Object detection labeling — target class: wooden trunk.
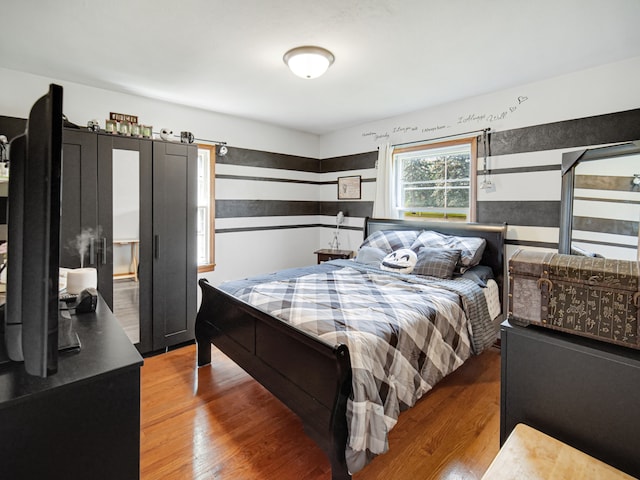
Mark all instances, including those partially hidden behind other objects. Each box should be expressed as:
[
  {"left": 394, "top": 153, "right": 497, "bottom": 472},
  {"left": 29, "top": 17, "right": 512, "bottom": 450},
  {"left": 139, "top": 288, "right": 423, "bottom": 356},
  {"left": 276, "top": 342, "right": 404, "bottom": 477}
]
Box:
[{"left": 508, "top": 250, "right": 640, "bottom": 349}]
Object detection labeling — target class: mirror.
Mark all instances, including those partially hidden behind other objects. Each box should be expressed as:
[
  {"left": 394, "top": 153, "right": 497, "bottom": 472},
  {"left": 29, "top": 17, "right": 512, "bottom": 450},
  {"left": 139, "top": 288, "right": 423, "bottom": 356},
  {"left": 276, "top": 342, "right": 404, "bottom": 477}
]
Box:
[
  {"left": 112, "top": 149, "right": 140, "bottom": 343},
  {"left": 559, "top": 141, "right": 640, "bottom": 260}
]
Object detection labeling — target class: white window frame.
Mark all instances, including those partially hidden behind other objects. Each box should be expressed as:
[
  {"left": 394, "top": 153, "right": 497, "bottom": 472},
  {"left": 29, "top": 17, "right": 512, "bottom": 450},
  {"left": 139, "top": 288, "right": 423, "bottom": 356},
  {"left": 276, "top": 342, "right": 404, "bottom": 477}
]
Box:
[
  {"left": 392, "top": 138, "right": 478, "bottom": 221},
  {"left": 196, "top": 144, "right": 216, "bottom": 272}
]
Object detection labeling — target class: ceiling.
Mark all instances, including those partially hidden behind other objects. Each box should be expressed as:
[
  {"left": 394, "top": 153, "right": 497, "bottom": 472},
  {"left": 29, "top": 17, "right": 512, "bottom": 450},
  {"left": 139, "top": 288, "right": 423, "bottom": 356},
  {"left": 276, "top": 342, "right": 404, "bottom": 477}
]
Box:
[{"left": 2, "top": 0, "right": 640, "bottom": 135}]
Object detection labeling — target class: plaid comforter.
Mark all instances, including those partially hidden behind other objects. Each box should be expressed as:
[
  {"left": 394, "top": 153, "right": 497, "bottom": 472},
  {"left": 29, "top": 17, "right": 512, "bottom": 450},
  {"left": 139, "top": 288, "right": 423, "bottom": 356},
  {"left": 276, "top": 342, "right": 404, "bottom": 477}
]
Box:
[{"left": 221, "top": 260, "right": 494, "bottom": 474}]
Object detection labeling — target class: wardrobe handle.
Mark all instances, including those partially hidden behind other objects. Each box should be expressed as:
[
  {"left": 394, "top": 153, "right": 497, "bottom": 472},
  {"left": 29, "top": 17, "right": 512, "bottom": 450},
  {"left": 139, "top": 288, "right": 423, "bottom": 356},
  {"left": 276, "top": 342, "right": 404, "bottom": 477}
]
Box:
[
  {"left": 101, "top": 237, "right": 107, "bottom": 265},
  {"left": 154, "top": 235, "right": 160, "bottom": 259}
]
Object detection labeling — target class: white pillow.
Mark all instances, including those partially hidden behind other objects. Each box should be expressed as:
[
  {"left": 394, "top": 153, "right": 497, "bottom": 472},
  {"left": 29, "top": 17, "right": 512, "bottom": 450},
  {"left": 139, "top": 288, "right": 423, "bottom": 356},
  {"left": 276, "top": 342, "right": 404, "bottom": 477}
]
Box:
[{"left": 380, "top": 248, "right": 417, "bottom": 274}]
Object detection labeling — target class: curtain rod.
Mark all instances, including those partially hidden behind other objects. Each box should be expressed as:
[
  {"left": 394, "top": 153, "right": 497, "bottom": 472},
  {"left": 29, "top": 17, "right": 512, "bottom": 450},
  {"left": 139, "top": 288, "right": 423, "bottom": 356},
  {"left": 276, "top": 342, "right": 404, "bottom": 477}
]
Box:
[
  {"left": 195, "top": 137, "right": 227, "bottom": 146},
  {"left": 151, "top": 131, "right": 227, "bottom": 146},
  {"left": 391, "top": 127, "right": 490, "bottom": 149}
]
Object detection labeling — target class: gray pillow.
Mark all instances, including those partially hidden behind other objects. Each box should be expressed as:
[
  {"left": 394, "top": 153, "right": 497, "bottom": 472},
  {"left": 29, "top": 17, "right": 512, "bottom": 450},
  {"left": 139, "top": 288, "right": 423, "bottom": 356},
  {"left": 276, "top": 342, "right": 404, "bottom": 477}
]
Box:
[
  {"left": 459, "top": 265, "right": 494, "bottom": 287},
  {"left": 411, "top": 230, "right": 486, "bottom": 270},
  {"left": 354, "top": 246, "right": 387, "bottom": 266},
  {"left": 413, "top": 247, "right": 460, "bottom": 279}
]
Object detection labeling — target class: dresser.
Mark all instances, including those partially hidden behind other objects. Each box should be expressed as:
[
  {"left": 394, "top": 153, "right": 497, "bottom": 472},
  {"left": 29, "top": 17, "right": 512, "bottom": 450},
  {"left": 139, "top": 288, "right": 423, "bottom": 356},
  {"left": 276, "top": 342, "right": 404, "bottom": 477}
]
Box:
[
  {"left": 500, "top": 320, "right": 640, "bottom": 478},
  {"left": 0, "top": 296, "right": 143, "bottom": 479}
]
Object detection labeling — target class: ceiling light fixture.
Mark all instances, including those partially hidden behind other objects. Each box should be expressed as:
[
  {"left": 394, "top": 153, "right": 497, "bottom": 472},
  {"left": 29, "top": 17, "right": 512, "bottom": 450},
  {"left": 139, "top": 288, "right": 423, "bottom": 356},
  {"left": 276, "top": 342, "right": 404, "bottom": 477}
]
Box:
[{"left": 283, "top": 46, "right": 335, "bottom": 79}]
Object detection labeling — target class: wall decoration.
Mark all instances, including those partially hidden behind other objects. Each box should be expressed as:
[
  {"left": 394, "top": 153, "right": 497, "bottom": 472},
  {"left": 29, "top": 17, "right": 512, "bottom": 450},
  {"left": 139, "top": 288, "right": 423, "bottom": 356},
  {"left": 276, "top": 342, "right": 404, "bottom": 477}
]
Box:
[
  {"left": 338, "top": 175, "right": 361, "bottom": 199},
  {"left": 110, "top": 112, "right": 138, "bottom": 124},
  {"left": 360, "top": 95, "right": 530, "bottom": 143}
]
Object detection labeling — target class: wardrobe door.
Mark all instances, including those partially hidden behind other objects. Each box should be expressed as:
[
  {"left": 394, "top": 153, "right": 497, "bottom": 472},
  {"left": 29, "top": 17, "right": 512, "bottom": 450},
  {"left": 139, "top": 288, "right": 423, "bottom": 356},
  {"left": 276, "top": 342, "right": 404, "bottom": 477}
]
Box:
[
  {"left": 98, "top": 135, "right": 153, "bottom": 353},
  {"left": 152, "top": 141, "right": 197, "bottom": 349},
  {"left": 60, "top": 129, "right": 98, "bottom": 269}
]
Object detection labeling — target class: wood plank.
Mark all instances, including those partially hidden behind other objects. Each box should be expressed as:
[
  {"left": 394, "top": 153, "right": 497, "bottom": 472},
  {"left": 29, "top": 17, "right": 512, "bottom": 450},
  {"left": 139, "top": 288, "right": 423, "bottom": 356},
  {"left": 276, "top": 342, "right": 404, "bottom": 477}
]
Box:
[
  {"left": 482, "top": 424, "right": 634, "bottom": 480},
  {"left": 141, "top": 344, "right": 501, "bottom": 480}
]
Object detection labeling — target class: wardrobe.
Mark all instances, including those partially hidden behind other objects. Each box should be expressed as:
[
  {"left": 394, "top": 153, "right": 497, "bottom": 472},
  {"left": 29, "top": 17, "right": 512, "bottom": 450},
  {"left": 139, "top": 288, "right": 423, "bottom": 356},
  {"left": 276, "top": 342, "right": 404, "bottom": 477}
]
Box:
[{"left": 61, "top": 128, "right": 197, "bottom": 354}]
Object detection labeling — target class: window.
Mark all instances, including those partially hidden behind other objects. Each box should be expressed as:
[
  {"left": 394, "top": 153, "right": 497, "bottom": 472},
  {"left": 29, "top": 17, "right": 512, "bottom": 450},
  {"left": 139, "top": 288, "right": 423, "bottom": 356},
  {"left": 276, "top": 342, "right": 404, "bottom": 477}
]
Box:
[
  {"left": 392, "top": 138, "right": 477, "bottom": 221},
  {"left": 197, "top": 144, "right": 216, "bottom": 272}
]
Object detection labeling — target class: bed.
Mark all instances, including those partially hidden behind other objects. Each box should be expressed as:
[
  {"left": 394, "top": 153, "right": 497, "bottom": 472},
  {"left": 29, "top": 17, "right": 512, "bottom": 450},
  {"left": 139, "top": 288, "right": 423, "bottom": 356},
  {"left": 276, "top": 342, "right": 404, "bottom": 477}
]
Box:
[{"left": 195, "top": 217, "right": 507, "bottom": 479}]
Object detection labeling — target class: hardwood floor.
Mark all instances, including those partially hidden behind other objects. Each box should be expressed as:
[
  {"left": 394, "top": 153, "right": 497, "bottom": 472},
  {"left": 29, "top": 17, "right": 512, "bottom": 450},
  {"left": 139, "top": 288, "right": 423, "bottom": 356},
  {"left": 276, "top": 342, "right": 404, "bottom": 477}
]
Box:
[{"left": 141, "top": 344, "right": 501, "bottom": 480}]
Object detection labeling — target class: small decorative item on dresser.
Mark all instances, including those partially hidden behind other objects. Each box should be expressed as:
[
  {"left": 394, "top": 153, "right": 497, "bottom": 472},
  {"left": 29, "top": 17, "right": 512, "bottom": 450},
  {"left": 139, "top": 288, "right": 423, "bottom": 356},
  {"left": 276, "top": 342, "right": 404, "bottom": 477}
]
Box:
[
  {"left": 160, "top": 128, "right": 173, "bottom": 141},
  {"left": 105, "top": 119, "right": 117, "bottom": 134},
  {"left": 119, "top": 121, "right": 131, "bottom": 136},
  {"left": 130, "top": 123, "right": 141, "bottom": 137},
  {"left": 314, "top": 249, "right": 353, "bottom": 264},
  {"left": 141, "top": 125, "right": 153, "bottom": 138},
  {"left": 180, "top": 131, "right": 195, "bottom": 144},
  {"left": 87, "top": 119, "right": 100, "bottom": 132}
]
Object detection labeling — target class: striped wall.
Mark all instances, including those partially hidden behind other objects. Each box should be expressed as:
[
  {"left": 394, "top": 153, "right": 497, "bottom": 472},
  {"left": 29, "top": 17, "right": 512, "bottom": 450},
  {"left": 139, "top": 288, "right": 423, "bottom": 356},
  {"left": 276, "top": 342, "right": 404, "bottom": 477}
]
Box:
[
  {"left": 476, "top": 107, "right": 640, "bottom": 260},
  {"left": 210, "top": 147, "right": 376, "bottom": 284},
  {"left": 212, "top": 107, "right": 640, "bottom": 285},
  {"left": 571, "top": 153, "right": 640, "bottom": 261}
]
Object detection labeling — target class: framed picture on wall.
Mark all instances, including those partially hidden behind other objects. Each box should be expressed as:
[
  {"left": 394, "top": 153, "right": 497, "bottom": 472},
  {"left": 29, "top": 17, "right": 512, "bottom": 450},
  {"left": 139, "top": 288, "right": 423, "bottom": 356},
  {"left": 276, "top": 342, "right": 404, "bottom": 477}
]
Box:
[{"left": 337, "top": 175, "right": 361, "bottom": 199}]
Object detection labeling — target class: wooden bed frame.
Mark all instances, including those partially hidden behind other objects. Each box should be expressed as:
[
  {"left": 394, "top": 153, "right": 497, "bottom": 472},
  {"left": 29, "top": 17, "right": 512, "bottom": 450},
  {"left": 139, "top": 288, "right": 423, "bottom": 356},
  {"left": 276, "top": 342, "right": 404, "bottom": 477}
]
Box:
[{"left": 196, "top": 217, "right": 507, "bottom": 480}]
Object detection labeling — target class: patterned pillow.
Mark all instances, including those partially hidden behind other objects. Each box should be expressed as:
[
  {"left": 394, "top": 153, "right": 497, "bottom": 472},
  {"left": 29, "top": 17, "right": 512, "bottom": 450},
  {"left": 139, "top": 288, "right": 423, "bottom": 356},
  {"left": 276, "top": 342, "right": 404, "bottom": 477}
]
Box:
[
  {"left": 359, "top": 229, "right": 420, "bottom": 253},
  {"left": 413, "top": 247, "right": 460, "bottom": 279},
  {"left": 410, "top": 230, "right": 486, "bottom": 269},
  {"left": 459, "top": 265, "right": 494, "bottom": 287},
  {"left": 354, "top": 246, "right": 387, "bottom": 266}
]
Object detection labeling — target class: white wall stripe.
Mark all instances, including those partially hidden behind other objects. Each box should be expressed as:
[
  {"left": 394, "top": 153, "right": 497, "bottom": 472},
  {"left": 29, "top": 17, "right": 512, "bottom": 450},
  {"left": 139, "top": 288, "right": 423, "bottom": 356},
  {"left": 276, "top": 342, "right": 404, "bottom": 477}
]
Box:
[{"left": 477, "top": 170, "right": 562, "bottom": 202}]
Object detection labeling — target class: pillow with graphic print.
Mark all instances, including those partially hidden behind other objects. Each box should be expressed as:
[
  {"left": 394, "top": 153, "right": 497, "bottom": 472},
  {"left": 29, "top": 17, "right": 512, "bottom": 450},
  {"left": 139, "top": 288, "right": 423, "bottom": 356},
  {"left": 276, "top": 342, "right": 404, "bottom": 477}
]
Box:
[
  {"left": 359, "top": 229, "right": 420, "bottom": 253},
  {"left": 354, "top": 246, "right": 387, "bottom": 267},
  {"left": 380, "top": 248, "right": 418, "bottom": 274},
  {"left": 410, "top": 230, "right": 486, "bottom": 270},
  {"left": 413, "top": 247, "right": 460, "bottom": 279}
]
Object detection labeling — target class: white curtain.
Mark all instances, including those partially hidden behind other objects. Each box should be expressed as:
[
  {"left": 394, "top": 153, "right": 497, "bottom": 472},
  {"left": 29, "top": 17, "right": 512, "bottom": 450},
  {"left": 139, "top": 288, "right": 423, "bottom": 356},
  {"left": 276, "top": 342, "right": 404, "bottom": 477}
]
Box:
[{"left": 372, "top": 143, "right": 396, "bottom": 218}]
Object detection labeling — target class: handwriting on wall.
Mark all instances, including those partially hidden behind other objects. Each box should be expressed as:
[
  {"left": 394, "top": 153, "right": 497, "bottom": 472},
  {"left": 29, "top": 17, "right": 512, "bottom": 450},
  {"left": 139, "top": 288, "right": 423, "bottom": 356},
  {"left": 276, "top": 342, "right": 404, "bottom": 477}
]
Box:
[{"left": 361, "top": 95, "right": 529, "bottom": 142}]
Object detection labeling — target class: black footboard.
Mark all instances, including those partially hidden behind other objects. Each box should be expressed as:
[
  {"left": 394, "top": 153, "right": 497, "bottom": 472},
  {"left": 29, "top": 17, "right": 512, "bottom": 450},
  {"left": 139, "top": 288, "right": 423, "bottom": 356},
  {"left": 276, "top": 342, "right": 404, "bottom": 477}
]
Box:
[{"left": 196, "top": 279, "right": 353, "bottom": 480}]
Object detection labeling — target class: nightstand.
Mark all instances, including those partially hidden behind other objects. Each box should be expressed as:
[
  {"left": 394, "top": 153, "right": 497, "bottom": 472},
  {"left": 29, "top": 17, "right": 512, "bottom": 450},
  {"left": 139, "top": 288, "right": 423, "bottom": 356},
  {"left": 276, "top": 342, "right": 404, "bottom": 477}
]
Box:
[{"left": 314, "top": 249, "right": 353, "bottom": 264}]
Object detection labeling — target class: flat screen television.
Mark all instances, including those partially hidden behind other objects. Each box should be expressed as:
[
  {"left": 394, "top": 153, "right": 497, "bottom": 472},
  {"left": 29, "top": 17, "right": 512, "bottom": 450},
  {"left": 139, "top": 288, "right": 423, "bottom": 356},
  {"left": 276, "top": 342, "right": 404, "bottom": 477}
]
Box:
[{"left": 1, "top": 84, "right": 63, "bottom": 377}]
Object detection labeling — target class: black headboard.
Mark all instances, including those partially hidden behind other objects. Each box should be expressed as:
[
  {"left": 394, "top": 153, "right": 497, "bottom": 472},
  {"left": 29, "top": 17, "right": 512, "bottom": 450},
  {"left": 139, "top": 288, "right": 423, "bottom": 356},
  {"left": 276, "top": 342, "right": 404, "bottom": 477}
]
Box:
[{"left": 364, "top": 217, "right": 508, "bottom": 315}]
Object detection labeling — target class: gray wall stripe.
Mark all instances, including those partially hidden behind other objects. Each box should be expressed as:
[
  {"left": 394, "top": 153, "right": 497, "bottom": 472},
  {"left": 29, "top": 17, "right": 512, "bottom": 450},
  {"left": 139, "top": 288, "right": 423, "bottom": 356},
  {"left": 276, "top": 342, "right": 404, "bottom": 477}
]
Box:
[
  {"left": 575, "top": 196, "right": 640, "bottom": 205},
  {"left": 573, "top": 216, "right": 639, "bottom": 236},
  {"left": 569, "top": 237, "right": 638, "bottom": 251},
  {"left": 477, "top": 200, "right": 560, "bottom": 227},
  {"left": 216, "top": 174, "right": 376, "bottom": 185},
  {"left": 217, "top": 146, "right": 319, "bottom": 172},
  {"left": 321, "top": 151, "right": 378, "bottom": 172},
  {"left": 320, "top": 201, "right": 374, "bottom": 218},
  {"left": 216, "top": 200, "right": 374, "bottom": 219},
  {"left": 506, "top": 239, "right": 558, "bottom": 249},
  {"left": 216, "top": 200, "right": 318, "bottom": 218},
  {"left": 216, "top": 146, "right": 378, "bottom": 173},
  {"left": 216, "top": 223, "right": 365, "bottom": 234},
  {"left": 479, "top": 164, "right": 561, "bottom": 176},
  {"left": 216, "top": 174, "right": 326, "bottom": 185},
  {"left": 486, "top": 108, "right": 640, "bottom": 157}
]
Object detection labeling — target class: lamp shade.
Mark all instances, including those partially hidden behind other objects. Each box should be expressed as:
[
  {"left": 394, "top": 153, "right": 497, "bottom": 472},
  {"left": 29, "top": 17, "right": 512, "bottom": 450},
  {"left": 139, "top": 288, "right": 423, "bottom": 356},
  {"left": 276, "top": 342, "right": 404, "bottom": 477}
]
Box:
[{"left": 283, "top": 46, "right": 335, "bottom": 79}]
